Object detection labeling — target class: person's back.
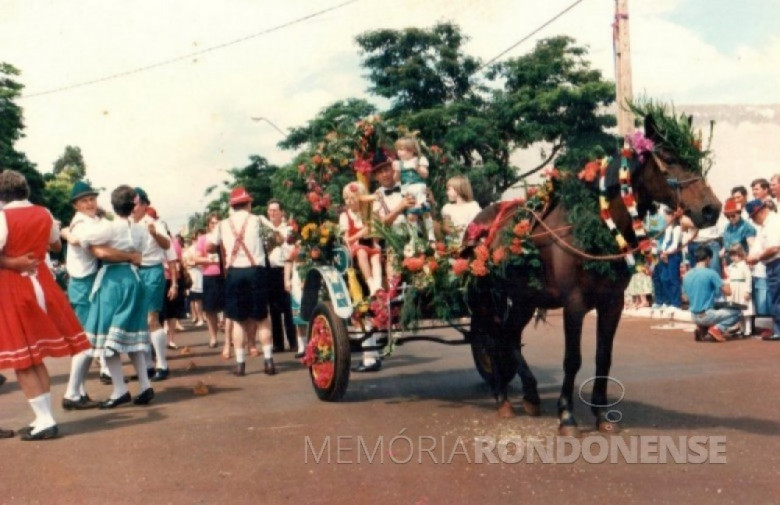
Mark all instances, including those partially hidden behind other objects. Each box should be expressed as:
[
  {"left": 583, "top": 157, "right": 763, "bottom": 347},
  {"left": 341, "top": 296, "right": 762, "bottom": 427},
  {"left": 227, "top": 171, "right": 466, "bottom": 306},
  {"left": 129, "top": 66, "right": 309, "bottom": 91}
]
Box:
[{"left": 683, "top": 266, "right": 721, "bottom": 314}]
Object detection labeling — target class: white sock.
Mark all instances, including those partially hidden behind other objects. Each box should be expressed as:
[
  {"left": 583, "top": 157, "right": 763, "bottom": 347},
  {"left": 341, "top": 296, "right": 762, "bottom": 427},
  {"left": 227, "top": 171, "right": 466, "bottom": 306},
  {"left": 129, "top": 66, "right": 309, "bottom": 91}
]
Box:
[
  {"left": 28, "top": 393, "right": 56, "bottom": 432},
  {"left": 235, "top": 347, "right": 246, "bottom": 364},
  {"left": 130, "top": 352, "right": 151, "bottom": 391},
  {"left": 262, "top": 344, "right": 273, "bottom": 360},
  {"left": 65, "top": 350, "right": 92, "bottom": 400},
  {"left": 151, "top": 329, "right": 168, "bottom": 370},
  {"left": 99, "top": 354, "right": 110, "bottom": 376},
  {"left": 296, "top": 336, "right": 307, "bottom": 353},
  {"left": 362, "top": 335, "right": 378, "bottom": 366},
  {"left": 105, "top": 355, "right": 128, "bottom": 399}
]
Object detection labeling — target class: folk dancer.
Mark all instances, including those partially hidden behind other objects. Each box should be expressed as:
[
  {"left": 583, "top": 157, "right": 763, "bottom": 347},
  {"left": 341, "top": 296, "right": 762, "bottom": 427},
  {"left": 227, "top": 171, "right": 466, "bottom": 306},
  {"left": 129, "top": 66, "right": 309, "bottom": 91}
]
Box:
[
  {"left": 0, "top": 171, "right": 91, "bottom": 440},
  {"left": 208, "top": 187, "right": 275, "bottom": 376}
]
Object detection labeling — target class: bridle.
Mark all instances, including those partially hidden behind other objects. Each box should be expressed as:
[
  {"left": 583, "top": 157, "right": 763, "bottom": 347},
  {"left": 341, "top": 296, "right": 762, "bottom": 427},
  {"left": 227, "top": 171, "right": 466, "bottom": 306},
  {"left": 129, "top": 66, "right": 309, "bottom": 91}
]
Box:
[{"left": 651, "top": 152, "right": 703, "bottom": 208}]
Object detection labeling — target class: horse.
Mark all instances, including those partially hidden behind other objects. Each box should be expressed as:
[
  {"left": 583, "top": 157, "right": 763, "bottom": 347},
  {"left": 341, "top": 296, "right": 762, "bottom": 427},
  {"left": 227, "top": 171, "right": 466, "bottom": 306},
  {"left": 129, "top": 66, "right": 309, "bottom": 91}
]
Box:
[{"left": 467, "top": 113, "right": 721, "bottom": 436}]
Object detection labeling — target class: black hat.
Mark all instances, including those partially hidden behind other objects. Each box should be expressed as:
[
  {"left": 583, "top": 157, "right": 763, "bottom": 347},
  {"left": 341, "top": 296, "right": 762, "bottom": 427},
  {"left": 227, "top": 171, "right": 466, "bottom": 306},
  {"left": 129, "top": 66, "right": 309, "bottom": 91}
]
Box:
[
  {"left": 371, "top": 149, "right": 393, "bottom": 172},
  {"left": 70, "top": 181, "right": 98, "bottom": 202}
]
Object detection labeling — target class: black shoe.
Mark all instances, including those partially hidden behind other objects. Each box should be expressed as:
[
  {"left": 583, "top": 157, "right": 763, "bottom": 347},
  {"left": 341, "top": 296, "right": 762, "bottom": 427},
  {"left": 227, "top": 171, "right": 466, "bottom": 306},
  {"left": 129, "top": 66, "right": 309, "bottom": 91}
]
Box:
[
  {"left": 20, "top": 425, "right": 59, "bottom": 441},
  {"left": 352, "top": 361, "right": 382, "bottom": 373},
  {"left": 133, "top": 388, "right": 155, "bottom": 405},
  {"left": 99, "top": 392, "right": 131, "bottom": 409},
  {"left": 233, "top": 362, "right": 246, "bottom": 377},
  {"left": 264, "top": 359, "right": 276, "bottom": 376},
  {"left": 0, "top": 373, "right": 6, "bottom": 388},
  {"left": 62, "top": 395, "right": 100, "bottom": 410},
  {"left": 146, "top": 367, "right": 156, "bottom": 378},
  {"left": 99, "top": 373, "right": 112, "bottom": 385},
  {"left": 150, "top": 368, "right": 169, "bottom": 382},
  {"left": 0, "top": 427, "right": 14, "bottom": 438}
]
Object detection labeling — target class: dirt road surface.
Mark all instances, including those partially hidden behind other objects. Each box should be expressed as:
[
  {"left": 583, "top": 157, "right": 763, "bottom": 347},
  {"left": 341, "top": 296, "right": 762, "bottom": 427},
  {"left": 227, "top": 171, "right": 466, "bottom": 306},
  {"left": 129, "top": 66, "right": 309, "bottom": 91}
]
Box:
[{"left": 1, "top": 311, "right": 778, "bottom": 504}]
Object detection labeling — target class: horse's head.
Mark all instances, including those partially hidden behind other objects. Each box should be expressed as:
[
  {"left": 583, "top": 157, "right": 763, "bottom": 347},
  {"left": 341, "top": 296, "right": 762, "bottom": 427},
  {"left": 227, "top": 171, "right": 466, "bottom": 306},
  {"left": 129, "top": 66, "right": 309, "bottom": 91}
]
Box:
[{"left": 633, "top": 114, "right": 721, "bottom": 228}]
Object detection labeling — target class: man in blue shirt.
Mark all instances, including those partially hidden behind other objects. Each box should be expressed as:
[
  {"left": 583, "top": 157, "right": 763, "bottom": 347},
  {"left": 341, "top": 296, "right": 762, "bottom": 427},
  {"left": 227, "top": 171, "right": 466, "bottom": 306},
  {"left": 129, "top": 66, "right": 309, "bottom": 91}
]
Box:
[{"left": 683, "top": 247, "right": 741, "bottom": 342}]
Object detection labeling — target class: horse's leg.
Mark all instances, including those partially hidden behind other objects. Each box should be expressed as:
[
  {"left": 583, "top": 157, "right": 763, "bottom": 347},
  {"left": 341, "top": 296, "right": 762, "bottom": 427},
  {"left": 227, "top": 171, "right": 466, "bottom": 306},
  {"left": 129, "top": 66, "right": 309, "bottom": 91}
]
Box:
[
  {"left": 592, "top": 295, "right": 624, "bottom": 433},
  {"left": 508, "top": 303, "right": 540, "bottom": 416},
  {"left": 558, "top": 304, "right": 585, "bottom": 437}
]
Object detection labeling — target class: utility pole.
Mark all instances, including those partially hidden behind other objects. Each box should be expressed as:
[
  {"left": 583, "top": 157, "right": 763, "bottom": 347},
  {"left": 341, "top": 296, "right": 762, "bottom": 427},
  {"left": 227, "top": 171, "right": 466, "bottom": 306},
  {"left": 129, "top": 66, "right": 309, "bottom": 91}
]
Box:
[{"left": 614, "top": 0, "right": 633, "bottom": 142}]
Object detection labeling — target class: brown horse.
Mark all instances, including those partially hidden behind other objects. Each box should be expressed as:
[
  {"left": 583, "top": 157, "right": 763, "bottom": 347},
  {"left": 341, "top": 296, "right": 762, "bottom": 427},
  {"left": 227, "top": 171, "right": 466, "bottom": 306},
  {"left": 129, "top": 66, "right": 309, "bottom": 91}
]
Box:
[{"left": 468, "top": 114, "right": 721, "bottom": 436}]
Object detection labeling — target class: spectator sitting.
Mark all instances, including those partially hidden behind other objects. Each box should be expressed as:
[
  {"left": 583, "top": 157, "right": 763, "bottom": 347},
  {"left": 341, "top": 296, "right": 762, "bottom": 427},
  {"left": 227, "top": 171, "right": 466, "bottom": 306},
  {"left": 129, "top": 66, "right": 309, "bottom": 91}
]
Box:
[{"left": 683, "top": 246, "right": 741, "bottom": 342}]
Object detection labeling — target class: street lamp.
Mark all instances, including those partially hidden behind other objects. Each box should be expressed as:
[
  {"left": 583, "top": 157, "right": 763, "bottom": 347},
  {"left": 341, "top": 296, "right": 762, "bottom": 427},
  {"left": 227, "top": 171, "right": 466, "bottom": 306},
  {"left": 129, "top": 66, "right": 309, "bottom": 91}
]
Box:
[{"left": 250, "top": 116, "right": 286, "bottom": 136}]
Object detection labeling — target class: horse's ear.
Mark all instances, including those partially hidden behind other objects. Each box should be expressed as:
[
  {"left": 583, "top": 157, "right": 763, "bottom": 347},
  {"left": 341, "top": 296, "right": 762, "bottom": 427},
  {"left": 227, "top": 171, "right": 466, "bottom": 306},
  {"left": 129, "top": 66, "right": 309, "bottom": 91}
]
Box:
[
  {"left": 644, "top": 114, "right": 660, "bottom": 141},
  {"left": 687, "top": 115, "right": 693, "bottom": 128}
]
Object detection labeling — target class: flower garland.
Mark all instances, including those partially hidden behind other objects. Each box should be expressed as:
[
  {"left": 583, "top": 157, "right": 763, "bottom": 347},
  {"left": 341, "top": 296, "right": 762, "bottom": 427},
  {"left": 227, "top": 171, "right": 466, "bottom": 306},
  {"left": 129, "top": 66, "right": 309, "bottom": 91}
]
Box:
[
  {"left": 300, "top": 316, "right": 335, "bottom": 388},
  {"left": 595, "top": 146, "right": 653, "bottom": 266}
]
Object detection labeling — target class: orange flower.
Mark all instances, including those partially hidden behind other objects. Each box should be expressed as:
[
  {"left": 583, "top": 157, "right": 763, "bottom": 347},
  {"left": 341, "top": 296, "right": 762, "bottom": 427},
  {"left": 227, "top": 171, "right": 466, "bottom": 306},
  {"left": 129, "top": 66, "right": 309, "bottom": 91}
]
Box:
[
  {"left": 312, "top": 154, "right": 323, "bottom": 165},
  {"left": 492, "top": 246, "right": 507, "bottom": 264},
  {"left": 509, "top": 238, "right": 523, "bottom": 255},
  {"left": 452, "top": 259, "right": 470, "bottom": 276},
  {"left": 474, "top": 244, "right": 490, "bottom": 262},
  {"left": 578, "top": 160, "right": 601, "bottom": 183},
  {"left": 471, "top": 259, "right": 488, "bottom": 277},
  {"left": 427, "top": 259, "right": 439, "bottom": 273},
  {"left": 402, "top": 255, "right": 426, "bottom": 273},
  {"left": 513, "top": 219, "right": 531, "bottom": 237}
]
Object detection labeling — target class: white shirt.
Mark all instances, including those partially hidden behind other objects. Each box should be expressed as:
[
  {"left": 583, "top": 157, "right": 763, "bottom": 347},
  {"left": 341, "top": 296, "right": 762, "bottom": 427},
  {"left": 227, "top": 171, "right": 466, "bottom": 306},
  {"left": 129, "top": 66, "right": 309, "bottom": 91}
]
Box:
[
  {"left": 135, "top": 214, "right": 174, "bottom": 266},
  {"left": 65, "top": 211, "right": 101, "bottom": 278},
  {"left": 0, "top": 200, "right": 60, "bottom": 250},
  {"left": 209, "top": 210, "right": 266, "bottom": 268},
  {"left": 441, "top": 201, "right": 482, "bottom": 243},
  {"left": 260, "top": 216, "right": 292, "bottom": 268},
  {"left": 373, "top": 184, "right": 406, "bottom": 231},
  {"left": 80, "top": 217, "right": 149, "bottom": 255},
  {"left": 660, "top": 224, "right": 682, "bottom": 253},
  {"left": 756, "top": 212, "right": 780, "bottom": 264}
]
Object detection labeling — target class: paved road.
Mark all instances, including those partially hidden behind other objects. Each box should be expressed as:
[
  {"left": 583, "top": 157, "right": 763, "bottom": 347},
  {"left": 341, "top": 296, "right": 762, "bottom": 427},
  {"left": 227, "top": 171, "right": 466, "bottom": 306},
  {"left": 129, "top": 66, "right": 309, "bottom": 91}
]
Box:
[{"left": 1, "top": 312, "right": 778, "bottom": 504}]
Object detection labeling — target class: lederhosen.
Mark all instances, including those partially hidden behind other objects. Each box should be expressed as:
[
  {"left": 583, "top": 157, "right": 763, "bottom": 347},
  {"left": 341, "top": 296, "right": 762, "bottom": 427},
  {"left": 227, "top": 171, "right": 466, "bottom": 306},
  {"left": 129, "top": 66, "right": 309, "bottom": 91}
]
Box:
[{"left": 223, "top": 215, "right": 268, "bottom": 322}]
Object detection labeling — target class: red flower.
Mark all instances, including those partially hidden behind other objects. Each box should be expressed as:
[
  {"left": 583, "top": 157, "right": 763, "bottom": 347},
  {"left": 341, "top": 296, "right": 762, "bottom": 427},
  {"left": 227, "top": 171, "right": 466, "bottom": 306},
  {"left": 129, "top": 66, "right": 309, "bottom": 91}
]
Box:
[
  {"left": 354, "top": 158, "right": 371, "bottom": 175},
  {"left": 466, "top": 223, "right": 488, "bottom": 242},
  {"left": 435, "top": 242, "right": 447, "bottom": 254},
  {"left": 527, "top": 187, "right": 539, "bottom": 198},
  {"left": 427, "top": 259, "right": 439, "bottom": 273},
  {"left": 509, "top": 238, "right": 523, "bottom": 255},
  {"left": 513, "top": 219, "right": 531, "bottom": 237},
  {"left": 621, "top": 148, "right": 633, "bottom": 158},
  {"left": 312, "top": 154, "right": 323, "bottom": 165},
  {"left": 452, "top": 259, "right": 469, "bottom": 276},
  {"left": 474, "top": 244, "right": 490, "bottom": 262},
  {"left": 320, "top": 194, "right": 331, "bottom": 210},
  {"left": 492, "top": 246, "right": 507, "bottom": 264},
  {"left": 578, "top": 160, "right": 601, "bottom": 183},
  {"left": 471, "top": 259, "right": 488, "bottom": 277},
  {"left": 402, "top": 255, "right": 426, "bottom": 273},
  {"left": 307, "top": 191, "right": 320, "bottom": 204}
]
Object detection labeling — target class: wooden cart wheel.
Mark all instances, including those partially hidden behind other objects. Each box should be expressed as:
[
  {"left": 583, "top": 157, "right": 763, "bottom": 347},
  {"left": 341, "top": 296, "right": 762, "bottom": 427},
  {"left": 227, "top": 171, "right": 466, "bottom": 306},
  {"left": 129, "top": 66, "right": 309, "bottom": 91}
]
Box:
[{"left": 306, "top": 302, "right": 351, "bottom": 401}]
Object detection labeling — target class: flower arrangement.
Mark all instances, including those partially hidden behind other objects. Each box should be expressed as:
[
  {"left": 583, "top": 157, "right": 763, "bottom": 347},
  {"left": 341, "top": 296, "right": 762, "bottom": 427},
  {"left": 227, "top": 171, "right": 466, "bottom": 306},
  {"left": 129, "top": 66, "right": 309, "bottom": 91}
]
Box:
[{"left": 300, "top": 316, "right": 335, "bottom": 388}]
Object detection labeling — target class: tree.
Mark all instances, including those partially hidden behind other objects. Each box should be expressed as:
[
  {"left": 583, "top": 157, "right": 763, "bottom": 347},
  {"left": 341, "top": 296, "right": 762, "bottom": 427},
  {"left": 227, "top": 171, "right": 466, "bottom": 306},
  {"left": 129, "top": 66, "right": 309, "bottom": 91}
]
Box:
[
  {"left": 278, "top": 98, "right": 377, "bottom": 150},
  {"left": 201, "top": 155, "right": 279, "bottom": 221},
  {"left": 43, "top": 145, "right": 91, "bottom": 225},
  {"left": 0, "top": 62, "right": 45, "bottom": 202},
  {"left": 52, "top": 145, "right": 86, "bottom": 180}
]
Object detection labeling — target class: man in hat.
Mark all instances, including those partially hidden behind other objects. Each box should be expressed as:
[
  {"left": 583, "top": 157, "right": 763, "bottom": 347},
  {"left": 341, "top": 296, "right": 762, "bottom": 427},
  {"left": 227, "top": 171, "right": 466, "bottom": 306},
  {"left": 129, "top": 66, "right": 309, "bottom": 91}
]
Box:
[
  {"left": 746, "top": 198, "right": 780, "bottom": 340},
  {"left": 720, "top": 197, "right": 756, "bottom": 266},
  {"left": 132, "top": 187, "right": 176, "bottom": 381},
  {"left": 60, "top": 181, "right": 142, "bottom": 408},
  {"left": 208, "top": 187, "right": 275, "bottom": 375}
]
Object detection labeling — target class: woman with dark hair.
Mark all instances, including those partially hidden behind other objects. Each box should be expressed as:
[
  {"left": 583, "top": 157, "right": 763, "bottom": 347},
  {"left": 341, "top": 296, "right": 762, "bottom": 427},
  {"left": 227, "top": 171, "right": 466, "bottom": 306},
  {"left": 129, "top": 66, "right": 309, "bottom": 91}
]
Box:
[
  {"left": 0, "top": 170, "right": 91, "bottom": 440},
  {"left": 80, "top": 185, "right": 154, "bottom": 408}
]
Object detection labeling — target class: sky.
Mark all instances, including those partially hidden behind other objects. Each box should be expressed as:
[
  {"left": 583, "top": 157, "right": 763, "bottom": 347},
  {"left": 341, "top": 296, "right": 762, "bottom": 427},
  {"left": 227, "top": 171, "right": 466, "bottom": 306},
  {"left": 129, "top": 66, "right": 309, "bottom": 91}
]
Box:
[{"left": 2, "top": 0, "right": 779, "bottom": 231}]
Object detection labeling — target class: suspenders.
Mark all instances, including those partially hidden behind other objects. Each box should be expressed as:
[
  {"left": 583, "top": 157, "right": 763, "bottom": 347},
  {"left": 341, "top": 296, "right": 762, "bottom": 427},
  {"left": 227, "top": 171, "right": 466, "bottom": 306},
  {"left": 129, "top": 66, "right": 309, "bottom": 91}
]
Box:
[{"left": 226, "top": 215, "right": 257, "bottom": 268}]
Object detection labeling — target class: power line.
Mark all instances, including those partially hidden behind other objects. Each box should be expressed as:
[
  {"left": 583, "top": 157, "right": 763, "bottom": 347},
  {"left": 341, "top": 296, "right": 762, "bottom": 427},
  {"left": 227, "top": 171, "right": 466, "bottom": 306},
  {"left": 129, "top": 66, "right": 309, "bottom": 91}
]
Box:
[
  {"left": 19, "top": 0, "right": 362, "bottom": 100},
  {"left": 478, "top": 0, "right": 586, "bottom": 71}
]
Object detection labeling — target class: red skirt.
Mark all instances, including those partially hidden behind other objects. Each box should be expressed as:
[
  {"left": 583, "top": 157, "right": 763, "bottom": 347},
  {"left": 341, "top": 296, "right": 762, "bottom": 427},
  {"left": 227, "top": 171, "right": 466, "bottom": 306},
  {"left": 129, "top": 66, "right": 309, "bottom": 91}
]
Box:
[{"left": 0, "top": 268, "right": 90, "bottom": 370}]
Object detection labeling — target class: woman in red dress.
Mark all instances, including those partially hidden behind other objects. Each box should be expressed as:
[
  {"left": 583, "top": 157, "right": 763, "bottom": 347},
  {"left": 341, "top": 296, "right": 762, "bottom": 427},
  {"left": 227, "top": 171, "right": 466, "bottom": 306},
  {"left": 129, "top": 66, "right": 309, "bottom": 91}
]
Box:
[{"left": 0, "top": 170, "right": 91, "bottom": 440}]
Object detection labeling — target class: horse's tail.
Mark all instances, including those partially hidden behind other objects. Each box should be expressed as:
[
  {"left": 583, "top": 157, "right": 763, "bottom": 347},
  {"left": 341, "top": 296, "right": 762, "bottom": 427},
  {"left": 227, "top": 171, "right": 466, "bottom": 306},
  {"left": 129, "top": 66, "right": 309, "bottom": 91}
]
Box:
[{"left": 533, "top": 308, "right": 547, "bottom": 328}]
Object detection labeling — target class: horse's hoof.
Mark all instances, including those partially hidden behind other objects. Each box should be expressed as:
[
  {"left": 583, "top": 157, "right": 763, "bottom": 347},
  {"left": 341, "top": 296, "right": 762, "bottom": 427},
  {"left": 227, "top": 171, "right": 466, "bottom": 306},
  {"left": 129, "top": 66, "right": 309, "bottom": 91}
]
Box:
[
  {"left": 497, "top": 401, "right": 515, "bottom": 418},
  {"left": 522, "top": 399, "right": 541, "bottom": 417},
  {"left": 558, "top": 424, "right": 581, "bottom": 438},
  {"left": 598, "top": 420, "right": 620, "bottom": 434}
]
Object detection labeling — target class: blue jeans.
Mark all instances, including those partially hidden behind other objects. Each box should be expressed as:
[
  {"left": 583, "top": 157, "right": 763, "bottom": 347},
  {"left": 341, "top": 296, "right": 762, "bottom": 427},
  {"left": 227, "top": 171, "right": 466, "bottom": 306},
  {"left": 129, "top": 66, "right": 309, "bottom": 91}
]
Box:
[
  {"left": 766, "top": 260, "right": 780, "bottom": 335},
  {"left": 660, "top": 252, "right": 682, "bottom": 307},
  {"left": 692, "top": 308, "right": 742, "bottom": 332},
  {"left": 753, "top": 276, "right": 769, "bottom": 315}
]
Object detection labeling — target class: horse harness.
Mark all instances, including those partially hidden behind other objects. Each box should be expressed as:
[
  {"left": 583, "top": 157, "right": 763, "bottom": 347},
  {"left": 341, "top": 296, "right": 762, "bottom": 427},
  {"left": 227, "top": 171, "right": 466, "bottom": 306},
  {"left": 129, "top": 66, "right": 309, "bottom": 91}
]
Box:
[{"left": 651, "top": 152, "right": 703, "bottom": 206}]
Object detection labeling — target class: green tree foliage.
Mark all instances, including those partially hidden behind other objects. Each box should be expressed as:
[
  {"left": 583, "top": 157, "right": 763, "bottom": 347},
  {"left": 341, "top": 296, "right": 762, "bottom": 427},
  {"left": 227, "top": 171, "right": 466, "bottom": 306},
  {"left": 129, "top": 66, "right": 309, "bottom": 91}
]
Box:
[
  {"left": 43, "top": 145, "right": 90, "bottom": 225},
  {"left": 0, "top": 63, "right": 44, "bottom": 203},
  {"left": 202, "top": 155, "right": 279, "bottom": 223},
  {"left": 278, "top": 98, "right": 377, "bottom": 150}
]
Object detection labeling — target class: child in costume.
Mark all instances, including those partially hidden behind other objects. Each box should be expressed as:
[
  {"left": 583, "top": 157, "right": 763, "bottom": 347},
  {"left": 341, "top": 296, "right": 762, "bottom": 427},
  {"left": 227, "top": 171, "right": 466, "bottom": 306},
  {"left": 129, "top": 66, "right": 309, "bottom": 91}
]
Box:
[{"left": 393, "top": 136, "right": 435, "bottom": 243}]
